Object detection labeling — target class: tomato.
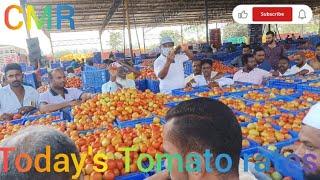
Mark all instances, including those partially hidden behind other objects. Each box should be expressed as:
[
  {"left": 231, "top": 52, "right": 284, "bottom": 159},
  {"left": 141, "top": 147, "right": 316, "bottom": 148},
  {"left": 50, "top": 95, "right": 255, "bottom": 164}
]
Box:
[
  {"left": 90, "top": 171, "right": 103, "bottom": 180},
  {"left": 130, "top": 163, "right": 138, "bottom": 173},
  {"left": 116, "top": 159, "right": 124, "bottom": 170},
  {"left": 107, "top": 160, "right": 117, "bottom": 170},
  {"left": 113, "top": 168, "right": 120, "bottom": 176}
]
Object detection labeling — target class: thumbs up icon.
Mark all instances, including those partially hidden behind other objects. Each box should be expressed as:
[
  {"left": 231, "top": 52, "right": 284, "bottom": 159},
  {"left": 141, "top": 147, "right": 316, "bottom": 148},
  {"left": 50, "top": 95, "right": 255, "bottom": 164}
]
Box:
[{"left": 238, "top": 11, "right": 248, "bottom": 19}]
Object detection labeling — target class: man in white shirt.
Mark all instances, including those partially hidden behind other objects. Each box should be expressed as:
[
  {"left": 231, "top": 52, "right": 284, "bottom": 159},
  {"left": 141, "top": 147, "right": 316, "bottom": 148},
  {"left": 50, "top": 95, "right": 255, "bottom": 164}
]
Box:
[
  {"left": 288, "top": 51, "right": 314, "bottom": 75},
  {"left": 154, "top": 37, "right": 193, "bottom": 94},
  {"left": 39, "top": 68, "right": 92, "bottom": 113},
  {"left": 0, "top": 63, "right": 39, "bottom": 121},
  {"left": 185, "top": 59, "right": 204, "bottom": 87},
  {"left": 272, "top": 56, "right": 294, "bottom": 77},
  {"left": 197, "top": 59, "right": 234, "bottom": 87},
  {"left": 101, "top": 66, "right": 136, "bottom": 93},
  {"left": 233, "top": 54, "right": 272, "bottom": 85}
]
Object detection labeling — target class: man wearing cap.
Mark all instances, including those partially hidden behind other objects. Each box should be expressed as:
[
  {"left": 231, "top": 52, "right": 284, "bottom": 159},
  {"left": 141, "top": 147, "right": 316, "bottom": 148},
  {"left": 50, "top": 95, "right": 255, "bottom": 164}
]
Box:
[
  {"left": 39, "top": 68, "right": 92, "bottom": 113},
  {"left": 0, "top": 63, "right": 39, "bottom": 121},
  {"left": 101, "top": 65, "right": 136, "bottom": 93},
  {"left": 154, "top": 37, "right": 194, "bottom": 94}
]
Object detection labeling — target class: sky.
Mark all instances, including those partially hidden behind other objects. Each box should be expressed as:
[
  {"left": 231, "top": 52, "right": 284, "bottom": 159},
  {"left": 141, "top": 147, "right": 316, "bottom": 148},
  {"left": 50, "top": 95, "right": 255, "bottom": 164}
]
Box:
[{"left": 0, "top": 0, "right": 227, "bottom": 56}]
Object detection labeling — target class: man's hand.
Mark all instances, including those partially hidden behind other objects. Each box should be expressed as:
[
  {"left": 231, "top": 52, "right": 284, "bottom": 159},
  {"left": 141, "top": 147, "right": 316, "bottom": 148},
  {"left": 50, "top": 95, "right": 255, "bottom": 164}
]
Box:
[
  {"left": 166, "top": 51, "right": 175, "bottom": 64},
  {"left": 297, "top": 69, "right": 309, "bottom": 76},
  {"left": 0, "top": 113, "right": 14, "bottom": 121},
  {"left": 208, "top": 81, "right": 219, "bottom": 88},
  {"left": 115, "top": 82, "right": 123, "bottom": 89},
  {"left": 68, "top": 100, "right": 82, "bottom": 107},
  {"left": 18, "top": 106, "right": 35, "bottom": 115}
]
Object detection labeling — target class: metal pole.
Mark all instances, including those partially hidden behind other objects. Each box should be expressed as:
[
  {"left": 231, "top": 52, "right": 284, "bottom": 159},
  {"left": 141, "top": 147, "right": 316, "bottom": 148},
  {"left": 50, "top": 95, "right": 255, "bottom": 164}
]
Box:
[
  {"left": 49, "top": 33, "right": 54, "bottom": 58},
  {"left": 125, "top": 0, "right": 134, "bottom": 62},
  {"left": 142, "top": 28, "right": 146, "bottom": 52},
  {"left": 180, "top": 25, "right": 183, "bottom": 44},
  {"left": 20, "top": 0, "right": 30, "bottom": 39},
  {"left": 205, "top": 0, "right": 209, "bottom": 44},
  {"left": 99, "top": 33, "right": 103, "bottom": 61},
  {"left": 268, "top": 24, "right": 271, "bottom": 32}
]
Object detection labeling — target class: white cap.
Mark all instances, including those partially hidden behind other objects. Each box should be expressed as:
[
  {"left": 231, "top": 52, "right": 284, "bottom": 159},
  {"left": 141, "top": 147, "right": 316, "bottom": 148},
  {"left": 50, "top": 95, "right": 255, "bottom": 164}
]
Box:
[
  {"left": 160, "top": 37, "right": 174, "bottom": 45},
  {"left": 303, "top": 102, "right": 320, "bottom": 129}
]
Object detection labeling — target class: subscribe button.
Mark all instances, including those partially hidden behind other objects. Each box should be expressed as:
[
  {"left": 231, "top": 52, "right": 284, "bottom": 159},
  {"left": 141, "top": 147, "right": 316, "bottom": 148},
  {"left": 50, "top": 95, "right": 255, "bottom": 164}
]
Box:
[{"left": 233, "top": 5, "right": 312, "bottom": 24}]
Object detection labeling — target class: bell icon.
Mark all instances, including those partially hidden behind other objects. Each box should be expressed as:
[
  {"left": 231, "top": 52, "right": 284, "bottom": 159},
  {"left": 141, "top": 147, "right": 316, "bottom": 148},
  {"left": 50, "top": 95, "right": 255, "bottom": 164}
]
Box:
[{"left": 299, "top": 9, "right": 306, "bottom": 19}]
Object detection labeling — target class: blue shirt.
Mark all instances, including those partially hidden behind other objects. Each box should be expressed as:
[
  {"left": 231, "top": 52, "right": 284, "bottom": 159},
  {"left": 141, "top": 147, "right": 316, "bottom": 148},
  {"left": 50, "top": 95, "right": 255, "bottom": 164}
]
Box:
[{"left": 256, "top": 60, "right": 272, "bottom": 71}]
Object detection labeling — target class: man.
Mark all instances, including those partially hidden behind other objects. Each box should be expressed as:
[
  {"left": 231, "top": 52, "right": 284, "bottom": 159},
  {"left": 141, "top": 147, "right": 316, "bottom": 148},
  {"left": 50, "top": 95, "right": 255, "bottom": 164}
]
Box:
[
  {"left": 199, "top": 59, "right": 234, "bottom": 87},
  {"left": 292, "top": 33, "right": 296, "bottom": 40},
  {"left": 254, "top": 47, "right": 272, "bottom": 71},
  {"left": 231, "top": 44, "right": 251, "bottom": 67},
  {"left": 148, "top": 98, "right": 255, "bottom": 180},
  {"left": 185, "top": 59, "right": 203, "bottom": 87},
  {"left": 101, "top": 65, "right": 136, "bottom": 93},
  {"left": 0, "top": 63, "right": 39, "bottom": 120},
  {"left": 288, "top": 51, "right": 314, "bottom": 75},
  {"left": 309, "top": 43, "right": 320, "bottom": 70},
  {"left": 154, "top": 37, "right": 193, "bottom": 94},
  {"left": 66, "top": 66, "right": 77, "bottom": 78},
  {"left": 39, "top": 68, "right": 92, "bottom": 113},
  {"left": 263, "top": 31, "right": 286, "bottom": 70},
  {"left": 272, "top": 57, "right": 293, "bottom": 77},
  {"left": 0, "top": 125, "right": 79, "bottom": 180},
  {"left": 233, "top": 54, "right": 271, "bottom": 85}
]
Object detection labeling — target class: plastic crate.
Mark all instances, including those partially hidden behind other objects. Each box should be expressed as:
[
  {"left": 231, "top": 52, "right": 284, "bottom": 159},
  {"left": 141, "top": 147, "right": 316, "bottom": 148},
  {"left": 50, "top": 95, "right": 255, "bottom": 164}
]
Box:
[
  {"left": 297, "top": 83, "right": 320, "bottom": 94},
  {"left": 84, "top": 65, "right": 99, "bottom": 71},
  {"left": 22, "top": 111, "right": 62, "bottom": 125},
  {"left": 115, "top": 116, "right": 154, "bottom": 129},
  {"left": 241, "top": 139, "right": 260, "bottom": 156},
  {"left": 39, "top": 68, "right": 48, "bottom": 76},
  {"left": 183, "top": 61, "right": 192, "bottom": 76},
  {"left": 172, "top": 86, "right": 210, "bottom": 96},
  {"left": 82, "top": 70, "right": 109, "bottom": 91},
  {"left": 19, "top": 63, "right": 28, "bottom": 72},
  {"left": 143, "top": 160, "right": 165, "bottom": 176},
  {"left": 61, "top": 61, "right": 73, "bottom": 70},
  {"left": 134, "top": 56, "right": 143, "bottom": 64},
  {"left": 115, "top": 172, "right": 148, "bottom": 180},
  {"left": 26, "top": 66, "right": 35, "bottom": 72},
  {"left": 23, "top": 73, "right": 37, "bottom": 88},
  {"left": 242, "top": 147, "right": 304, "bottom": 180},
  {"left": 146, "top": 79, "right": 160, "bottom": 93},
  {"left": 51, "top": 62, "right": 61, "bottom": 69},
  {"left": 135, "top": 79, "right": 147, "bottom": 91}
]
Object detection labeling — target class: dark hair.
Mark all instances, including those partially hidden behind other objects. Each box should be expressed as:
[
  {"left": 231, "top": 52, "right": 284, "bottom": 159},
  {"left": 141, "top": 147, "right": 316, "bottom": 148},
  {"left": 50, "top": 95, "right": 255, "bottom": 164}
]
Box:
[
  {"left": 66, "top": 66, "right": 74, "bottom": 74},
  {"left": 242, "top": 54, "right": 254, "bottom": 65},
  {"left": 201, "top": 59, "right": 212, "bottom": 67},
  {"left": 266, "top": 31, "right": 275, "bottom": 36},
  {"left": 279, "top": 56, "right": 289, "bottom": 62},
  {"left": 316, "top": 43, "right": 320, "bottom": 48},
  {"left": 242, "top": 44, "right": 250, "bottom": 49},
  {"left": 253, "top": 47, "right": 265, "bottom": 55},
  {"left": 0, "top": 126, "right": 79, "bottom": 180},
  {"left": 48, "top": 68, "right": 65, "bottom": 80},
  {"left": 86, "top": 60, "right": 93, "bottom": 66},
  {"left": 4, "top": 63, "right": 22, "bottom": 74},
  {"left": 165, "top": 98, "right": 242, "bottom": 173}
]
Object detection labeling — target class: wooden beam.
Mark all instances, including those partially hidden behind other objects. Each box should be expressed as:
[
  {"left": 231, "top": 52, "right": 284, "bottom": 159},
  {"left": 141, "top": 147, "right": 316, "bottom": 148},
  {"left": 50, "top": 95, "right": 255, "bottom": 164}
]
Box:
[{"left": 99, "top": 0, "right": 123, "bottom": 34}]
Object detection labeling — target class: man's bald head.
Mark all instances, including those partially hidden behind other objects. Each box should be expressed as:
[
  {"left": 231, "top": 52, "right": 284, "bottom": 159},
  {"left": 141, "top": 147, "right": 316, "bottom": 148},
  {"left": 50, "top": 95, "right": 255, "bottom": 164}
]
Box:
[
  {"left": 48, "top": 68, "right": 66, "bottom": 89},
  {"left": 0, "top": 126, "right": 79, "bottom": 180}
]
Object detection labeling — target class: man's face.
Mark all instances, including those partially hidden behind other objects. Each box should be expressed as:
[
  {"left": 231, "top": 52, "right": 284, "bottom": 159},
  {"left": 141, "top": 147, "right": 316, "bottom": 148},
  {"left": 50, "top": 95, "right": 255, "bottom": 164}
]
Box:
[
  {"left": 266, "top": 34, "right": 274, "bottom": 44},
  {"left": 117, "top": 68, "right": 127, "bottom": 79},
  {"left": 294, "top": 55, "right": 305, "bottom": 66},
  {"left": 201, "top": 63, "right": 212, "bottom": 78},
  {"left": 6, "top": 70, "right": 23, "bottom": 87},
  {"left": 255, "top": 51, "right": 265, "bottom": 64},
  {"left": 246, "top": 57, "right": 257, "bottom": 71},
  {"left": 242, "top": 47, "right": 250, "bottom": 55},
  {"left": 163, "top": 122, "right": 189, "bottom": 180},
  {"left": 294, "top": 125, "right": 320, "bottom": 177},
  {"left": 278, "top": 59, "right": 289, "bottom": 72},
  {"left": 51, "top": 71, "right": 66, "bottom": 89},
  {"left": 192, "top": 61, "right": 202, "bottom": 75},
  {"left": 316, "top": 46, "right": 320, "bottom": 58}
]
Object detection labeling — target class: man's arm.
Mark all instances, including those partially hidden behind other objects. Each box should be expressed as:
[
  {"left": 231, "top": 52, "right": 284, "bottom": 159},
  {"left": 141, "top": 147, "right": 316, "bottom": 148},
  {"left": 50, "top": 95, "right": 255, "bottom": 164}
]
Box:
[
  {"left": 157, "top": 52, "right": 175, "bottom": 80},
  {"left": 39, "top": 101, "right": 72, "bottom": 114},
  {"left": 181, "top": 44, "right": 193, "bottom": 60}
]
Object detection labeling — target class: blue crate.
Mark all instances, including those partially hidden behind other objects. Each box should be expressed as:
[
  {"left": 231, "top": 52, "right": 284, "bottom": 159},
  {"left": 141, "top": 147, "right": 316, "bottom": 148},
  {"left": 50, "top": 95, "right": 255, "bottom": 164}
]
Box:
[
  {"left": 241, "top": 139, "right": 260, "bottom": 156},
  {"left": 22, "top": 111, "right": 62, "bottom": 125},
  {"left": 183, "top": 61, "right": 192, "bottom": 76},
  {"left": 242, "top": 147, "right": 304, "bottom": 180},
  {"left": 82, "top": 69, "right": 109, "bottom": 90},
  {"left": 143, "top": 160, "right": 165, "bottom": 176},
  {"left": 134, "top": 56, "right": 143, "bottom": 64},
  {"left": 172, "top": 86, "right": 210, "bottom": 96},
  {"left": 23, "top": 73, "right": 37, "bottom": 88},
  {"left": 19, "top": 63, "right": 28, "bottom": 72},
  {"left": 115, "top": 172, "right": 148, "bottom": 180},
  {"left": 26, "top": 66, "right": 35, "bottom": 72},
  {"left": 115, "top": 116, "right": 154, "bottom": 128},
  {"left": 84, "top": 65, "right": 99, "bottom": 71},
  {"left": 135, "top": 79, "right": 147, "bottom": 91},
  {"left": 146, "top": 79, "right": 160, "bottom": 93},
  {"left": 114, "top": 53, "right": 125, "bottom": 60},
  {"left": 82, "top": 86, "right": 102, "bottom": 93},
  {"left": 51, "top": 62, "right": 61, "bottom": 69},
  {"left": 39, "top": 68, "right": 48, "bottom": 76},
  {"left": 297, "top": 83, "right": 320, "bottom": 94},
  {"left": 61, "top": 61, "right": 73, "bottom": 70},
  {"left": 9, "top": 119, "right": 25, "bottom": 125}
]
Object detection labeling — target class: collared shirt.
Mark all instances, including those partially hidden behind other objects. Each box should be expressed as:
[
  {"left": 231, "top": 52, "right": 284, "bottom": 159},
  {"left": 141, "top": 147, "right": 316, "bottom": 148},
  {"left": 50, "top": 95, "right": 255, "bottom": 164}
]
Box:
[
  {"left": 263, "top": 43, "right": 286, "bottom": 70},
  {"left": 0, "top": 85, "right": 39, "bottom": 115},
  {"left": 39, "top": 88, "right": 83, "bottom": 104},
  {"left": 185, "top": 71, "right": 218, "bottom": 87},
  {"left": 101, "top": 77, "right": 136, "bottom": 93},
  {"left": 154, "top": 54, "right": 189, "bottom": 94},
  {"left": 256, "top": 60, "right": 272, "bottom": 71},
  {"left": 233, "top": 68, "right": 272, "bottom": 85},
  {"left": 279, "top": 69, "right": 294, "bottom": 76},
  {"left": 288, "top": 63, "right": 314, "bottom": 75}
]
